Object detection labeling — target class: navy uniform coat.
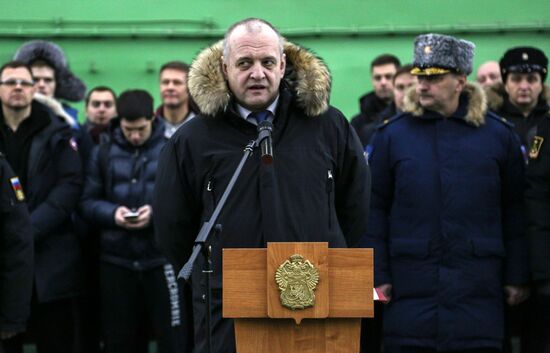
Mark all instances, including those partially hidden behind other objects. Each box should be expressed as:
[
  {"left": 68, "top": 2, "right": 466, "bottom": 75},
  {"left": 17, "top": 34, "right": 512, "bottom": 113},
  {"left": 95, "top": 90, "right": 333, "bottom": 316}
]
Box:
[{"left": 363, "top": 83, "right": 529, "bottom": 351}]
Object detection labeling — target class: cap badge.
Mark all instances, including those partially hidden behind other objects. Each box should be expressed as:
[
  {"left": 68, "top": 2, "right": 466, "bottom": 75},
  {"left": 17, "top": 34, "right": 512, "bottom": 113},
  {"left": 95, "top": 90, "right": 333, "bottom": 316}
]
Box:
[
  {"left": 522, "top": 52, "right": 529, "bottom": 61},
  {"left": 424, "top": 46, "right": 432, "bottom": 54}
]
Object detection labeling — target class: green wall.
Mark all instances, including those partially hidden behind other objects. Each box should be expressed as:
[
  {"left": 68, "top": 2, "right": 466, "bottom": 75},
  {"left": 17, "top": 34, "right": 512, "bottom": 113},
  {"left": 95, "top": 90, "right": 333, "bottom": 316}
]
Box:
[{"left": 0, "top": 0, "right": 549, "bottom": 119}]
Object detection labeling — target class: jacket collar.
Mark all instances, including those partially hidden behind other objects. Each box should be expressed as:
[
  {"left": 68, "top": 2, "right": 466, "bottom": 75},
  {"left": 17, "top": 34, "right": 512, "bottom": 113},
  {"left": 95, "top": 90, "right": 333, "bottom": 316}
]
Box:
[
  {"left": 402, "top": 82, "right": 487, "bottom": 127},
  {"left": 485, "top": 82, "right": 550, "bottom": 116},
  {"left": 188, "top": 40, "right": 331, "bottom": 118}
]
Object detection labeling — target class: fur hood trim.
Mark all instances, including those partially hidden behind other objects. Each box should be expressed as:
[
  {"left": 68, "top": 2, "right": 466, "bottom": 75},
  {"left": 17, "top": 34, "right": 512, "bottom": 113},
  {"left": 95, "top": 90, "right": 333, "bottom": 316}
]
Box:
[
  {"left": 188, "top": 40, "right": 331, "bottom": 117},
  {"left": 402, "top": 82, "right": 487, "bottom": 127},
  {"left": 14, "top": 40, "right": 86, "bottom": 102},
  {"left": 485, "top": 82, "right": 550, "bottom": 112}
]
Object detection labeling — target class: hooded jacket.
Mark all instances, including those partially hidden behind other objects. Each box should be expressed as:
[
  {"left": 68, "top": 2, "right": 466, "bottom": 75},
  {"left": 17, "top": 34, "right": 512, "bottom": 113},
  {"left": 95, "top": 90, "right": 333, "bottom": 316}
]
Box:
[
  {"left": 153, "top": 41, "right": 370, "bottom": 353},
  {"left": 350, "top": 91, "right": 390, "bottom": 147},
  {"left": 363, "top": 82, "right": 529, "bottom": 351}
]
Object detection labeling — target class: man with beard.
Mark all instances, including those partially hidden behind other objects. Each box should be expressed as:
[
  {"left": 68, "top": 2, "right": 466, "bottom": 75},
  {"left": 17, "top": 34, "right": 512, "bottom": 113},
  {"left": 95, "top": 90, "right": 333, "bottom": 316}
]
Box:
[{"left": 156, "top": 61, "right": 196, "bottom": 138}]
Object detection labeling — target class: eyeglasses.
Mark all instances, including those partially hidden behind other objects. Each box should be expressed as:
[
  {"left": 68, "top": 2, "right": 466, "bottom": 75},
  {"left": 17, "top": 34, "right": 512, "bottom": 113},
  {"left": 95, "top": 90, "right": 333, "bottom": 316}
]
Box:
[
  {"left": 90, "top": 100, "right": 115, "bottom": 108},
  {"left": 0, "top": 79, "right": 35, "bottom": 87}
]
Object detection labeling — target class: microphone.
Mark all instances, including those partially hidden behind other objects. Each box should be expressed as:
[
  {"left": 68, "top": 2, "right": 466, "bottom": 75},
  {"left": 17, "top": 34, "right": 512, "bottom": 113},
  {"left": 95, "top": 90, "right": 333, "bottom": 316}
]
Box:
[{"left": 257, "top": 120, "right": 273, "bottom": 165}]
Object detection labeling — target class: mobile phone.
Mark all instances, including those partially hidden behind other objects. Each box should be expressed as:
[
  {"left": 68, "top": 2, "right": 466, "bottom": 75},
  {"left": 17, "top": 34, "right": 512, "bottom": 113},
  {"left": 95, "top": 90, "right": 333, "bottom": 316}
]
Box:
[{"left": 123, "top": 211, "right": 140, "bottom": 220}]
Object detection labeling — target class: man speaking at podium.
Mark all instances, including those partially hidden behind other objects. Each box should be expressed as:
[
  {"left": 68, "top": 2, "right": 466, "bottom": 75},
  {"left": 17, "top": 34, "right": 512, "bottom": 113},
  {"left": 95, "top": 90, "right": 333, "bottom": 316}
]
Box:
[{"left": 153, "top": 18, "right": 371, "bottom": 353}]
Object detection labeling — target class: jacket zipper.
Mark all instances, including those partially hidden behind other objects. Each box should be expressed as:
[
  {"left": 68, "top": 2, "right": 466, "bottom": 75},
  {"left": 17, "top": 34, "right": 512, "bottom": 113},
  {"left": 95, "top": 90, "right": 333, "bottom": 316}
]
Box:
[{"left": 326, "top": 169, "right": 334, "bottom": 229}]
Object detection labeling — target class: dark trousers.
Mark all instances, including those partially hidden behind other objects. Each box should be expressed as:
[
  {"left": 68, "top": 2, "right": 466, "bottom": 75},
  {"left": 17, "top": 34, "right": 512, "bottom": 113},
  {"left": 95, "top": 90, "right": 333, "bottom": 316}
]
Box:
[
  {"left": 524, "top": 288, "right": 550, "bottom": 353},
  {"left": 3, "top": 297, "right": 76, "bottom": 353},
  {"left": 360, "top": 301, "right": 383, "bottom": 353},
  {"left": 101, "top": 262, "right": 184, "bottom": 353},
  {"left": 385, "top": 347, "right": 501, "bottom": 353}
]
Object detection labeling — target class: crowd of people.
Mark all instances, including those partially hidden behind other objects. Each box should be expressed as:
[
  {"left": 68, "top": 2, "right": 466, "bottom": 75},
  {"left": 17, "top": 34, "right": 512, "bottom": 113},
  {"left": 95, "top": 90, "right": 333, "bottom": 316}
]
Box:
[{"left": 0, "top": 17, "right": 548, "bottom": 353}]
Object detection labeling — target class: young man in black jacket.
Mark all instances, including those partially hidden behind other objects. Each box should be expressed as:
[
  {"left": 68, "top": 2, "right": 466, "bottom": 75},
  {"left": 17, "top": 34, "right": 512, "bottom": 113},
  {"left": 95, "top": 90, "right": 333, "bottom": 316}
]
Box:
[
  {"left": 0, "top": 61, "right": 83, "bottom": 353},
  {"left": 81, "top": 90, "right": 184, "bottom": 353}
]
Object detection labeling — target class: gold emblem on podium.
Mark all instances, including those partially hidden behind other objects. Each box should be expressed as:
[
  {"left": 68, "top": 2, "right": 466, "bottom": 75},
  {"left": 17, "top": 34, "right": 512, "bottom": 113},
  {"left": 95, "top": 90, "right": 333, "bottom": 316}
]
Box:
[{"left": 275, "top": 254, "right": 319, "bottom": 310}]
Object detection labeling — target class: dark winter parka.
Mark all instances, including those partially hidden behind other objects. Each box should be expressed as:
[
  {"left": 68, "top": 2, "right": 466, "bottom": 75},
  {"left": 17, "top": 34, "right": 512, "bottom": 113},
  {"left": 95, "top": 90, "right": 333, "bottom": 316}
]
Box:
[
  {"left": 486, "top": 84, "right": 550, "bottom": 283},
  {"left": 80, "top": 117, "right": 168, "bottom": 270},
  {"left": 0, "top": 101, "right": 83, "bottom": 303},
  {"left": 153, "top": 41, "right": 371, "bottom": 353},
  {"left": 363, "top": 83, "right": 530, "bottom": 351},
  {"left": 351, "top": 91, "right": 390, "bottom": 147},
  {"left": 0, "top": 156, "right": 33, "bottom": 333}
]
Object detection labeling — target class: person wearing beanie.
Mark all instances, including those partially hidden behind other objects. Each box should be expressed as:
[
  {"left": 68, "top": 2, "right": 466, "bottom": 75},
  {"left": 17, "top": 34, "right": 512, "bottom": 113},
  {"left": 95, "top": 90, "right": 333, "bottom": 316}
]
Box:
[
  {"left": 80, "top": 90, "right": 185, "bottom": 352},
  {"left": 364, "top": 33, "right": 529, "bottom": 353}
]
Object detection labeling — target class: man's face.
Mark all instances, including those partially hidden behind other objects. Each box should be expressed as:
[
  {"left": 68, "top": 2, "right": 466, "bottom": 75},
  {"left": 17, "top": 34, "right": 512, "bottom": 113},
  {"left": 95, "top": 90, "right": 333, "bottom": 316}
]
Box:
[
  {"left": 31, "top": 65, "right": 56, "bottom": 97},
  {"left": 416, "top": 73, "right": 466, "bottom": 114},
  {"left": 120, "top": 117, "right": 153, "bottom": 146},
  {"left": 505, "top": 72, "right": 543, "bottom": 110},
  {"left": 160, "top": 69, "right": 188, "bottom": 109},
  {"left": 86, "top": 90, "right": 117, "bottom": 125},
  {"left": 393, "top": 73, "right": 416, "bottom": 111},
  {"left": 371, "top": 63, "right": 397, "bottom": 101},
  {"left": 476, "top": 61, "right": 501, "bottom": 88},
  {"left": 222, "top": 25, "right": 286, "bottom": 111},
  {"left": 0, "top": 67, "right": 36, "bottom": 111}
]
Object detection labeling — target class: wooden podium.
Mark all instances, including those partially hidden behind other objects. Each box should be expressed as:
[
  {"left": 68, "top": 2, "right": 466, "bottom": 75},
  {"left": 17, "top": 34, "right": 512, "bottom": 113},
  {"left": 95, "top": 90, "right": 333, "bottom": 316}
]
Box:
[{"left": 223, "top": 242, "right": 373, "bottom": 353}]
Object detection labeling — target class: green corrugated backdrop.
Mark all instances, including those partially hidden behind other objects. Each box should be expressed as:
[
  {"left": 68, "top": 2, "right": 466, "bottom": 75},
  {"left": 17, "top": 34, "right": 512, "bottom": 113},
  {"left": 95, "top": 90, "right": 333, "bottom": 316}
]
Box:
[{"left": 0, "top": 0, "right": 549, "bottom": 119}]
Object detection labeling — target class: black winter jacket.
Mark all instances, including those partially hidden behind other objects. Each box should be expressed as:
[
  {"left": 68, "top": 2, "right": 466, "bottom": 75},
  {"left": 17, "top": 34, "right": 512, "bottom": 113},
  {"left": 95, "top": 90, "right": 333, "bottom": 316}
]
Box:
[
  {"left": 81, "top": 118, "right": 168, "bottom": 270},
  {"left": 154, "top": 41, "right": 371, "bottom": 353},
  {"left": 0, "top": 156, "right": 33, "bottom": 333},
  {"left": 350, "top": 91, "right": 390, "bottom": 147},
  {"left": 0, "top": 101, "right": 83, "bottom": 303}
]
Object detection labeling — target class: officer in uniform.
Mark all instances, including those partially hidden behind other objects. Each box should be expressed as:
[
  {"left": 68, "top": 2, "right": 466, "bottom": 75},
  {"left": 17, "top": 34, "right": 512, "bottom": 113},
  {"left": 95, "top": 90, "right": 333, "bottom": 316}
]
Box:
[{"left": 0, "top": 154, "right": 33, "bottom": 352}]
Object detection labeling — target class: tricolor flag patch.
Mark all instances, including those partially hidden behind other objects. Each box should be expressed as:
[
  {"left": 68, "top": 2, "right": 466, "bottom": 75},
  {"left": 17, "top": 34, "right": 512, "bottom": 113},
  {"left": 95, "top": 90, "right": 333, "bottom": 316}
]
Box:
[{"left": 9, "top": 177, "right": 25, "bottom": 201}]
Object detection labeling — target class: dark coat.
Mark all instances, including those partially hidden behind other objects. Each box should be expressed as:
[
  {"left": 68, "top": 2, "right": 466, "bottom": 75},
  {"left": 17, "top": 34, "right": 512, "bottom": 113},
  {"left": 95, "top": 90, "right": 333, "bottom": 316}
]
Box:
[
  {"left": 525, "top": 114, "right": 550, "bottom": 282},
  {"left": 486, "top": 83, "right": 550, "bottom": 147},
  {"left": 154, "top": 41, "right": 371, "bottom": 353},
  {"left": 80, "top": 117, "right": 168, "bottom": 270},
  {"left": 4, "top": 102, "right": 84, "bottom": 303},
  {"left": 0, "top": 156, "right": 33, "bottom": 333},
  {"left": 350, "top": 91, "right": 390, "bottom": 147},
  {"left": 363, "top": 83, "right": 530, "bottom": 351},
  {"left": 486, "top": 84, "right": 550, "bottom": 283}
]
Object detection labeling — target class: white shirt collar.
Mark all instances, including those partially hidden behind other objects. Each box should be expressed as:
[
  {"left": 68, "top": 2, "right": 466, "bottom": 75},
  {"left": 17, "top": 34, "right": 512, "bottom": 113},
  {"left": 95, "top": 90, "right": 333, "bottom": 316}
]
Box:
[{"left": 236, "top": 95, "right": 279, "bottom": 124}]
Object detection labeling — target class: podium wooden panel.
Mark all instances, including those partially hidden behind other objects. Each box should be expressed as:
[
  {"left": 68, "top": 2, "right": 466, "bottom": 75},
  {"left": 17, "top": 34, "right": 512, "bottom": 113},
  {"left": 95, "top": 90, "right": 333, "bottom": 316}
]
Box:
[{"left": 223, "top": 242, "right": 373, "bottom": 353}]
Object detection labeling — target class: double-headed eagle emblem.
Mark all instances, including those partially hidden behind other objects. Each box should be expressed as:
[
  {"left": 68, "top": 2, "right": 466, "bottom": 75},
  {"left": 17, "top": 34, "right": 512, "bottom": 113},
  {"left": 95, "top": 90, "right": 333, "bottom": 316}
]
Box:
[{"left": 275, "top": 254, "right": 320, "bottom": 310}]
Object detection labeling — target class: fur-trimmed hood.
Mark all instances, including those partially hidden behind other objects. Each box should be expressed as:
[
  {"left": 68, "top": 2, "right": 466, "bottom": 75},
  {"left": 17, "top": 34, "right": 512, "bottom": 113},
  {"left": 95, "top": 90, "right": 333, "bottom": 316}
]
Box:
[
  {"left": 402, "top": 82, "right": 487, "bottom": 126},
  {"left": 485, "top": 82, "right": 550, "bottom": 112},
  {"left": 188, "top": 40, "right": 331, "bottom": 117},
  {"left": 14, "top": 40, "right": 86, "bottom": 102}
]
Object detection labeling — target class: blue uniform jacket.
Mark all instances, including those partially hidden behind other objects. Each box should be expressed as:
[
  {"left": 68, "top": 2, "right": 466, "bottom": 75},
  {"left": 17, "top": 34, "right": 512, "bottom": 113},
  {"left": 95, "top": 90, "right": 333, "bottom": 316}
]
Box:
[{"left": 362, "top": 83, "right": 529, "bottom": 351}]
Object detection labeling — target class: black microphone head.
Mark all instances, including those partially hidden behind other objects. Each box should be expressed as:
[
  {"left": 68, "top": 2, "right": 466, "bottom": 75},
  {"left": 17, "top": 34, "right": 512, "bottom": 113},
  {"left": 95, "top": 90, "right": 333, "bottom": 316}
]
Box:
[{"left": 257, "top": 120, "right": 273, "bottom": 132}]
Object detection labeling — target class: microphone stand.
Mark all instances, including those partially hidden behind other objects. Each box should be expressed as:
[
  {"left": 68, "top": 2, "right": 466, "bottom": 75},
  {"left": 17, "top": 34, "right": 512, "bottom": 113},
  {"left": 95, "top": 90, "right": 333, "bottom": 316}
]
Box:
[{"left": 178, "top": 139, "right": 259, "bottom": 353}]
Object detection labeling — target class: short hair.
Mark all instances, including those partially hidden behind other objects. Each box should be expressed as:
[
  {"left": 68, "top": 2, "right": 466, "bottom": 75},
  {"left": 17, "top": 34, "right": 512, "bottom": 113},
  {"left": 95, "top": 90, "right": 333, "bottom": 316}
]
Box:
[
  {"left": 371, "top": 54, "right": 401, "bottom": 71},
  {"left": 393, "top": 64, "right": 414, "bottom": 83},
  {"left": 222, "top": 18, "right": 284, "bottom": 62},
  {"left": 159, "top": 61, "right": 190, "bottom": 75},
  {"left": 85, "top": 86, "right": 117, "bottom": 107},
  {"left": 116, "top": 89, "right": 154, "bottom": 121},
  {"left": 0, "top": 61, "right": 34, "bottom": 79}
]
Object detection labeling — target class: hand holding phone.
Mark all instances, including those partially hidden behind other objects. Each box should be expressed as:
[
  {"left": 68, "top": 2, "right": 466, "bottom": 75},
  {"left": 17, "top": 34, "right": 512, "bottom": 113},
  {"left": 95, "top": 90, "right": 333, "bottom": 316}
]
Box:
[{"left": 123, "top": 210, "right": 140, "bottom": 220}]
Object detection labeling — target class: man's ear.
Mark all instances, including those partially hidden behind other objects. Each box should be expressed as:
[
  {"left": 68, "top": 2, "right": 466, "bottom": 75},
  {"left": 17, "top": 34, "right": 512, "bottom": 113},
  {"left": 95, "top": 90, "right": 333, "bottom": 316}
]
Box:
[
  {"left": 221, "top": 56, "right": 228, "bottom": 80},
  {"left": 280, "top": 53, "right": 286, "bottom": 74},
  {"left": 456, "top": 74, "right": 467, "bottom": 92}
]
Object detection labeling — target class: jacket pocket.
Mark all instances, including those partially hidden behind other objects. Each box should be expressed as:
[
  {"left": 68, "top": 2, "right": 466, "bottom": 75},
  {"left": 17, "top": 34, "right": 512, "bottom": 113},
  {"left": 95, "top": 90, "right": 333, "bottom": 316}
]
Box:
[
  {"left": 470, "top": 238, "right": 506, "bottom": 258},
  {"left": 390, "top": 238, "right": 431, "bottom": 259}
]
